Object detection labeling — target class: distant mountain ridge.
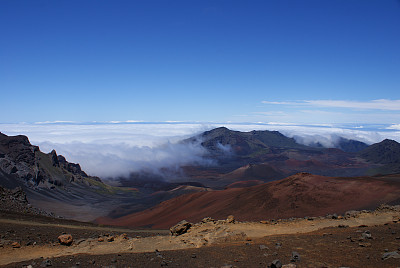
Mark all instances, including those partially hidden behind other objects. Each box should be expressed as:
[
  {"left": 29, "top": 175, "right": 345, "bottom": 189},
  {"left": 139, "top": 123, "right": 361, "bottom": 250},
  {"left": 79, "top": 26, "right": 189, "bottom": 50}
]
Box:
[
  {"left": 178, "top": 127, "right": 394, "bottom": 187},
  {"left": 189, "top": 127, "right": 307, "bottom": 157},
  {"left": 358, "top": 139, "right": 400, "bottom": 174}
]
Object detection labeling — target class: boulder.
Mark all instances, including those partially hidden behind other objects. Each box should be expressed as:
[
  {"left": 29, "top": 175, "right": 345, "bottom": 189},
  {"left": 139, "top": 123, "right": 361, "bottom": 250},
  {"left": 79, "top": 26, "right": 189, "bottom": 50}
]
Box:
[
  {"left": 269, "top": 259, "right": 282, "bottom": 268},
  {"left": 11, "top": 242, "right": 21, "bottom": 248},
  {"left": 291, "top": 251, "right": 300, "bottom": 262},
  {"left": 58, "top": 234, "right": 73, "bottom": 246},
  {"left": 170, "top": 220, "right": 192, "bottom": 236},
  {"left": 382, "top": 251, "right": 400, "bottom": 260},
  {"left": 226, "top": 215, "right": 235, "bottom": 223}
]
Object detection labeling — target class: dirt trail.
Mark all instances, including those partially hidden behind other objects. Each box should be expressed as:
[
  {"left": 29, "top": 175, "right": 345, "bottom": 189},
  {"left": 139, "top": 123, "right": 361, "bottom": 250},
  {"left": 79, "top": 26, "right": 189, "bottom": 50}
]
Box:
[
  {"left": 0, "top": 218, "right": 168, "bottom": 234},
  {"left": 1, "top": 210, "right": 399, "bottom": 266}
]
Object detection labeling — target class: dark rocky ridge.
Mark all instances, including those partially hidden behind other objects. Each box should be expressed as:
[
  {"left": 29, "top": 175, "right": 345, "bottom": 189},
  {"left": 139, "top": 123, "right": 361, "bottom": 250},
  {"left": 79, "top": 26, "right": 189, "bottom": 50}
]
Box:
[
  {"left": 0, "top": 185, "right": 52, "bottom": 216},
  {"left": 0, "top": 132, "right": 138, "bottom": 221}
]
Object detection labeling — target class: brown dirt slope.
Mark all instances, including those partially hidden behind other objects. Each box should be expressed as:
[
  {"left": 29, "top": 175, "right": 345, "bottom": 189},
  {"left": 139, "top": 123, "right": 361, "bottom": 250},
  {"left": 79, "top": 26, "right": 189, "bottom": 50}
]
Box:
[{"left": 97, "top": 173, "right": 400, "bottom": 229}]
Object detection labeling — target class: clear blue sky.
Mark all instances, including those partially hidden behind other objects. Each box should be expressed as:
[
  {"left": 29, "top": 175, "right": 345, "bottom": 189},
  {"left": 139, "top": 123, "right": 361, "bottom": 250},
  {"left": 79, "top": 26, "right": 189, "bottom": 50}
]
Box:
[{"left": 1, "top": 0, "right": 400, "bottom": 124}]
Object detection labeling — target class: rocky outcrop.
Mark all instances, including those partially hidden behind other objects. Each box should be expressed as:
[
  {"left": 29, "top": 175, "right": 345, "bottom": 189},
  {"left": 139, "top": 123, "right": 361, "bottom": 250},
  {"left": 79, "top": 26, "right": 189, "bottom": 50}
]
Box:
[
  {"left": 0, "top": 185, "right": 52, "bottom": 216},
  {"left": 57, "top": 154, "right": 88, "bottom": 178},
  {"left": 0, "top": 133, "right": 101, "bottom": 189},
  {"left": 170, "top": 220, "right": 192, "bottom": 236}
]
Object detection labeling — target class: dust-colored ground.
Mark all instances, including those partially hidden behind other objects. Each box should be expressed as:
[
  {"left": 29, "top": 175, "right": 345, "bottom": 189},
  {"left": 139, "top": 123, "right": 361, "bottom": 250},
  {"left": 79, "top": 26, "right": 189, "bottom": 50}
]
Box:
[{"left": 1, "top": 208, "right": 400, "bottom": 267}]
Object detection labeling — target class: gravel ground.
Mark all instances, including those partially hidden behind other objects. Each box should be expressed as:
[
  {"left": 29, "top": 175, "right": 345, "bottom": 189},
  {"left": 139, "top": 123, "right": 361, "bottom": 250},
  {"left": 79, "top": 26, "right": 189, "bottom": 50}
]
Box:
[{"left": 2, "top": 216, "right": 400, "bottom": 267}]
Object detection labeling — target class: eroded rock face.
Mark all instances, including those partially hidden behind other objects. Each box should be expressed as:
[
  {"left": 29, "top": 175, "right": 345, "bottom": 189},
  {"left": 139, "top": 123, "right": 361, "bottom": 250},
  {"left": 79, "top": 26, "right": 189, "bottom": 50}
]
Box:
[
  {"left": 170, "top": 220, "right": 192, "bottom": 236},
  {"left": 58, "top": 234, "right": 73, "bottom": 246}
]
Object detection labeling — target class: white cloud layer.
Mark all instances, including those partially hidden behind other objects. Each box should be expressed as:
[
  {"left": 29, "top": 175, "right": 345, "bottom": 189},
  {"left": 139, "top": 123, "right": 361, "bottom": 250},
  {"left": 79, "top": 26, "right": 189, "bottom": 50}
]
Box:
[{"left": 1, "top": 122, "right": 400, "bottom": 179}]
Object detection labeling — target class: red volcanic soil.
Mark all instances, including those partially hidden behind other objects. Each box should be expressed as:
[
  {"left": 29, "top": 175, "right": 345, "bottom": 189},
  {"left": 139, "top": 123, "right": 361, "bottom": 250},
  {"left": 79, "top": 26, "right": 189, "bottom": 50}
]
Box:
[
  {"left": 225, "top": 180, "right": 264, "bottom": 188},
  {"left": 284, "top": 159, "right": 329, "bottom": 169},
  {"left": 221, "top": 163, "right": 284, "bottom": 182},
  {"left": 96, "top": 173, "right": 400, "bottom": 229}
]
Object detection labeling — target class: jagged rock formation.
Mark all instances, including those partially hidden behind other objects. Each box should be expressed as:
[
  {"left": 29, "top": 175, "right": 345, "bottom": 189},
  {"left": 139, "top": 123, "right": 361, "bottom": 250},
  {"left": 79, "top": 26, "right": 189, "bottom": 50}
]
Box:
[
  {"left": 0, "top": 132, "right": 136, "bottom": 221},
  {"left": 0, "top": 132, "right": 100, "bottom": 189}
]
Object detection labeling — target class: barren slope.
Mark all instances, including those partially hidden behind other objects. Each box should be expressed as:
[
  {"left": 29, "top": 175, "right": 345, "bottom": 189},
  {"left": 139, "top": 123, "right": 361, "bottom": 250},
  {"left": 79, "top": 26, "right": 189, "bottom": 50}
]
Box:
[{"left": 97, "top": 173, "right": 400, "bottom": 229}]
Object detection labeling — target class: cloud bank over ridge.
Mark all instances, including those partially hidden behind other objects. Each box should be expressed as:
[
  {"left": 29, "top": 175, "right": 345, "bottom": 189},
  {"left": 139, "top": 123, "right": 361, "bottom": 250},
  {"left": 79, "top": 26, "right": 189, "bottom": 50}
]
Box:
[{"left": 1, "top": 122, "right": 399, "bottom": 178}]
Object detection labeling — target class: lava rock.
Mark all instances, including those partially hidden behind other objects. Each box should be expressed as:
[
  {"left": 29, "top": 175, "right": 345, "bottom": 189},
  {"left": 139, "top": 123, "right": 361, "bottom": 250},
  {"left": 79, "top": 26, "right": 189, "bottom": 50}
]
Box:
[
  {"left": 382, "top": 251, "right": 400, "bottom": 260},
  {"left": 58, "top": 234, "right": 73, "bottom": 246},
  {"left": 269, "top": 259, "right": 282, "bottom": 268},
  {"left": 11, "top": 242, "right": 21, "bottom": 248},
  {"left": 170, "top": 220, "right": 192, "bottom": 236},
  {"left": 291, "top": 251, "right": 300, "bottom": 262},
  {"left": 40, "top": 259, "right": 52, "bottom": 267}
]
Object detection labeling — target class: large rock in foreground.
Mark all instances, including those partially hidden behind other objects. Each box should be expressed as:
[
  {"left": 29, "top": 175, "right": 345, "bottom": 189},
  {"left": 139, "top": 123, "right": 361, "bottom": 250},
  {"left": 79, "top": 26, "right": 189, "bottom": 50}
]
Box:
[{"left": 170, "top": 220, "right": 192, "bottom": 236}]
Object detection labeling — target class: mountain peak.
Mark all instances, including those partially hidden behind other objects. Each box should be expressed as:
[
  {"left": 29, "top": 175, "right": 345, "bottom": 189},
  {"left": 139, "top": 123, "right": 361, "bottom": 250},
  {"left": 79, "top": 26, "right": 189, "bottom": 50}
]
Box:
[{"left": 359, "top": 138, "right": 400, "bottom": 165}]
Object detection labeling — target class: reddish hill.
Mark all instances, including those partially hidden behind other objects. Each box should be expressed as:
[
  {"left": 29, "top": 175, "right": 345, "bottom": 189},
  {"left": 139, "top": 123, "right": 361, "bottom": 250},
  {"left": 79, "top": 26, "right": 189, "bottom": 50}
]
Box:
[
  {"left": 225, "top": 180, "right": 264, "bottom": 188},
  {"left": 221, "top": 163, "right": 284, "bottom": 182},
  {"left": 96, "top": 173, "right": 400, "bottom": 229}
]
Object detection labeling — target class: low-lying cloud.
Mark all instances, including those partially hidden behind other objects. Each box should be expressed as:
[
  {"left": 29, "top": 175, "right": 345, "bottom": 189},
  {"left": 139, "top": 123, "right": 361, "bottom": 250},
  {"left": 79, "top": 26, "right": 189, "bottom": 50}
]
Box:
[
  {"left": 38, "top": 140, "right": 214, "bottom": 178},
  {"left": 1, "top": 122, "right": 399, "bottom": 179}
]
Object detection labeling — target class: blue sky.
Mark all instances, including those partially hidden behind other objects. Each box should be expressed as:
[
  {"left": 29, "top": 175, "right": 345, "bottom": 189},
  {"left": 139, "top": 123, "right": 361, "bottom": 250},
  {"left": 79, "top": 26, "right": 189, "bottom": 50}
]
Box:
[{"left": 1, "top": 0, "right": 400, "bottom": 124}]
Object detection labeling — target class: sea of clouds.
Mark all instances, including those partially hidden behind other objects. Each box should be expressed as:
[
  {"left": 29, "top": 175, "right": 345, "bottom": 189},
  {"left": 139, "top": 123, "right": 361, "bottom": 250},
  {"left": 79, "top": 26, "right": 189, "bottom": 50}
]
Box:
[{"left": 1, "top": 122, "right": 399, "bottom": 179}]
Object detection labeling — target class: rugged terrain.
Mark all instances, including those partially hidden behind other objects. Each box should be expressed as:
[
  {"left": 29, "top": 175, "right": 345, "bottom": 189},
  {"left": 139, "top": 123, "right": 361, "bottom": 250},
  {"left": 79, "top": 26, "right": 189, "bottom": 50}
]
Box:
[
  {"left": 1, "top": 206, "right": 400, "bottom": 267},
  {"left": 1, "top": 128, "right": 400, "bottom": 267}
]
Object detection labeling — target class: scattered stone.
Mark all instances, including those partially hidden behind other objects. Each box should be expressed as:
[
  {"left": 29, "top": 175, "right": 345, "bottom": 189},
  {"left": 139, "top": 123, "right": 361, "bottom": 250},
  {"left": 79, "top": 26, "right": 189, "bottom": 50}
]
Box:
[
  {"left": 282, "top": 264, "right": 297, "bottom": 268},
  {"left": 275, "top": 242, "right": 282, "bottom": 249},
  {"left": 58, "top": 234, "right": 73, "bottom": 246},
  {"left": 155, "top": 249, "right": 163, "bottom": 258},
  {"left": 74, "top": 239, "right": 85, "bottom": 245},
  {"left": 26, "top": 241, "right": 34, "bottom": 246},
  {"left": 260, "top": 220, "right": 269, "bottom": 224},
  {"left": 11, "top": 242, "right": 21, "bottom": 248},
  {"left": 358, "top": 242, "right": 372, "bottom": 247},
  {"left": 111, "top": 257, "right": 117, "bottom": 263},
  {"left": 191, "top": 253, "right": 196, "bottom": 258},
  {"left": 201, "top": 217, "right": 215, "bottom": 223},
  {"left": 269, "top": 259, "right": 282, "bottom": 268},
  {"left": 120, "top": 233, "right": 128, "bottom": 239},
  {"left": 345, "top": 210, "right": 360, "bottom": 218},
  {"left": 259, "top": 244, "right": 268, "bottom": 250},
  {"left": 291, "top": 251, "right": 300, "bottom": 262},
  {"left": 226, "top": 215, "right": 235, "bottom": 223},
  {"left": 361, "top": 230, "right": 372, "bottom": 239},
  {"left": 382, "top": 251, "right": 400, "bottom": 260},
  {"left": 170, "top": 220, "right": 192, "bottom": 236},
  {"left": 40, "top": 259, "right": 52, "bottom": 267},
  {"left": 98, "top": 237, "right": 104, "bottom": 242},
  {"left": 338, "top": 224, "right": 349, "bottom": 228},
  {"left": 107, "top": 236, "right": 114, "bottom": 242}
]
